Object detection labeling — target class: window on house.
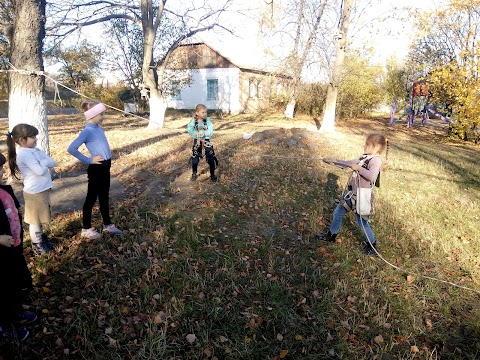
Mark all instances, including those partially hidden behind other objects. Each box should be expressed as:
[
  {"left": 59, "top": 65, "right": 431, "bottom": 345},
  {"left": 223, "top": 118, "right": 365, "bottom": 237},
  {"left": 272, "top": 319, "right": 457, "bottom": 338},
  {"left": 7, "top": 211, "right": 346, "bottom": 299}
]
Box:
[
  {"left": 257, "top": 80, "right": 262, "bottom": 98},
  {"left": 207, "top": 79, "right": 218, "bottom": 100},
  {"left": 249, "top": 79, "right": 256, "bottom": 98},
  {"left": 170, "top": 81, "right": 181, "bottom": 100}
]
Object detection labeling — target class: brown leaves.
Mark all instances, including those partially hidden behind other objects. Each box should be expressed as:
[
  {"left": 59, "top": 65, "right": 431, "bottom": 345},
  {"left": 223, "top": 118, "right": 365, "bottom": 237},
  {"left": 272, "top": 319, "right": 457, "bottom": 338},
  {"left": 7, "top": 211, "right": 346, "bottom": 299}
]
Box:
[{"left": 244, "top": 317, "right": 263, "bottom": 329}]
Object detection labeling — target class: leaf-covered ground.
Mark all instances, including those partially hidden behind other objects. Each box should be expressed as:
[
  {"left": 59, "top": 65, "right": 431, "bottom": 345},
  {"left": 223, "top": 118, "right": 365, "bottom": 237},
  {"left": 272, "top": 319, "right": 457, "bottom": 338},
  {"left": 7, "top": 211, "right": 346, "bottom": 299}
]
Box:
[{"left": 0, "top": 112, "right": 479, "bottom": 360}]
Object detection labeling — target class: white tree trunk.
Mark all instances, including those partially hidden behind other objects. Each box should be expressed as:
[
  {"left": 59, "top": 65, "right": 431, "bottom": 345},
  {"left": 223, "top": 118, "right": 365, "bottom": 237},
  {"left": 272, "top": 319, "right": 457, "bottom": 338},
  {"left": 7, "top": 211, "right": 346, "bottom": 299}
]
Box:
[
  {"left": 320, "top": 0, "right": 352, "bottom": 133},
  {"left": 284, "top": 98, "right": 296, "bottom": 119},
  {"left": 147, "top": 89, "right": 167, "bottom": 128},
  {"left": 9, "top": 0, "right": 49, "bottom": 153},
  {"left": 321, "top": 86, "right": 338, "bottom": 133},
  {"left": 8, "top": 79, "right": 49, "bottom": 151}
]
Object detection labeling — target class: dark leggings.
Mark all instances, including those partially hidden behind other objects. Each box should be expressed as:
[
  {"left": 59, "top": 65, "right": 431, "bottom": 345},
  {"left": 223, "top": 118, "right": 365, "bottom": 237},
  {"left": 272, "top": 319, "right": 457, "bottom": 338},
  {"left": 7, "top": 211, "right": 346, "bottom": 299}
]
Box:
[
  {"left": 191, "top": 139, "right": 216, "bottom": 176},
  {"left": 0, "top": 246, "right": 32, "bottom": 324},
  {"left": 83, "top": 160, "right": 112, "bottom": 229}
]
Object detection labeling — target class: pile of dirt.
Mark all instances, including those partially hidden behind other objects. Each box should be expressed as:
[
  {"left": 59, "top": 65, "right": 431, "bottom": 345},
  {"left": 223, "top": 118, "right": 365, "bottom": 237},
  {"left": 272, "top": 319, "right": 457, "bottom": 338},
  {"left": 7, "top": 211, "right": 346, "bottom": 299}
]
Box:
[{"left": 248, "top": 127, "right": 322, "bottom": 150}]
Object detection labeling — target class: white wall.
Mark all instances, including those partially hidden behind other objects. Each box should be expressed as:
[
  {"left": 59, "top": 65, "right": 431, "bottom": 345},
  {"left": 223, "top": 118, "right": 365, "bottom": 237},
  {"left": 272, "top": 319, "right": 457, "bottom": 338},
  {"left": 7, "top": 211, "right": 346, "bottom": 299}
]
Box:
[{"left": 167, "top": 68, "right": 240, "bottom": 114}]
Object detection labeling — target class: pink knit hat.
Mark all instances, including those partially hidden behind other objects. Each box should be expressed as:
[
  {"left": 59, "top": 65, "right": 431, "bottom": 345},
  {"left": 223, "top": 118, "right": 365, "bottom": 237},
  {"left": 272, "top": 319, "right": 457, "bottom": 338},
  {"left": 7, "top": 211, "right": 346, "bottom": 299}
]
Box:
[{"left": 84, "top": 103, "right": 107, "bottom": 120}]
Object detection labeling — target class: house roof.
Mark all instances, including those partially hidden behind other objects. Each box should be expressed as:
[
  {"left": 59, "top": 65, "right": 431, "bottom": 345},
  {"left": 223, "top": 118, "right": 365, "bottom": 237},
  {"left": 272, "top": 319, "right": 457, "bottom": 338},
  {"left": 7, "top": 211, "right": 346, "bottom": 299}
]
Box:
[{"left": 177, "top": 41, "right": 289, "bottom": 77}]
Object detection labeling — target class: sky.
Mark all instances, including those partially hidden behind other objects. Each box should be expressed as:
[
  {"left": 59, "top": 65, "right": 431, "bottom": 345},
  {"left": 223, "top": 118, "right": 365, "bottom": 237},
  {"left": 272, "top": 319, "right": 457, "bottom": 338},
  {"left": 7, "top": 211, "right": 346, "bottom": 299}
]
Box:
[
  {"left": 199, "top": 0, "right": 443, "bottom": 70},
  {"left": 50, "top": 0, "right": 443, "bottom": 82}
]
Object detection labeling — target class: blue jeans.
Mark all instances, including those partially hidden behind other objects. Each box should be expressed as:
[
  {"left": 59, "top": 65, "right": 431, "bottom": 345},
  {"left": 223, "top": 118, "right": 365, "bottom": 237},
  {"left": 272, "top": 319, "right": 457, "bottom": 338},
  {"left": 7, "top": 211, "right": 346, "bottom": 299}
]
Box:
[{"left": 329, "top": 198, "right": 376, "bottom": 244}]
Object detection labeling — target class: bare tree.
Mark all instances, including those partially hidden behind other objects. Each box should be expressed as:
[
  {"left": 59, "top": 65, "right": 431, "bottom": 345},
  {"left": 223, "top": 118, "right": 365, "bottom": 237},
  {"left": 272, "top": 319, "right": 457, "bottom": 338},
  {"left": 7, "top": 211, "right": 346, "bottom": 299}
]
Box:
[
  {"left": 8, "top": 0, "right": 49, "bottom": 152},
  {"left": 259, "top": 0, "right": 328, "bottom": 119},
  {"left": 47, "top": 0, "right": 233, "bottom": 128},
  {"left": 320, "top": 0, "right": 352, "bottom": 133},
  {"left": 285, "top": 0, "right": 328, "bottom": 118}
]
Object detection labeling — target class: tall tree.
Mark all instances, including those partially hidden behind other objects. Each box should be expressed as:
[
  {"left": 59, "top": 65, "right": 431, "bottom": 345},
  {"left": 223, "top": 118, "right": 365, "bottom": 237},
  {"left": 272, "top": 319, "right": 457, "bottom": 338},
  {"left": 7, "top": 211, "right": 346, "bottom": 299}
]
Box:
[
  {"left": 320, "top": 0, "right": 352, "bottom": 133},
  {"left": 46, "top": 39, "right": 103, "bottom": 89},
  {"left": 47, "top": 0, "right": 233, "bottom": 128},
  {"left": 8, "top": 0, "right": 49, "bottom": 153},
  {"left": 284, "top": 0, "right": 328, "bottom": 118},
  {"left": 408, "top": 0, "right": 480, "bottom": 141},
  {"left": 259, "top": 0, "right": 328, "bottom": 119}
]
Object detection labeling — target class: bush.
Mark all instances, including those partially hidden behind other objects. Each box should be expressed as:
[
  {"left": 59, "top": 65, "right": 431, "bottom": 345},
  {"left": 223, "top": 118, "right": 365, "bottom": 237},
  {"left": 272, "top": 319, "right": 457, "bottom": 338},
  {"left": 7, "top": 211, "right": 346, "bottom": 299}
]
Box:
[
  {"left": 295, "top": 83, "right": 327, "bottom": 116},
  {"left": 77, "top": 83, "right": 130, "bottom": 111}
]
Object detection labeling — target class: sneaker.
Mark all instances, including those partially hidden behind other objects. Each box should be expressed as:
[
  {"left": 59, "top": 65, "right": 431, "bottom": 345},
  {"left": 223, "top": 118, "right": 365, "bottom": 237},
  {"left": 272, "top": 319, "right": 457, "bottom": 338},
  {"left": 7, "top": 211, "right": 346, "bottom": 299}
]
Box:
[
  {"left": 362, "top": 243, "right": 378, "bottom": 256},
  {"left": 81, "top": 227, "right": 102, "bottom": 240},
  {"left": 210, "top": 175, "right": 218, "bottom": 182},
  {"left": 103, "top": 224, "right": 123, "bottom": 235},
  {"left": 41, "top": 234, "right": 56, "bottom": 250},
  {"left": 16, "top": 312, "right": 37, "bottom": 325},
  {"left": 1, "top": 325, "right": 30, "bottom": 342},
  {"left": 315, "top": 231, "right": 337, "bottom": 242},
  {"left": 33, "top": 242, "right": 52, "bottom": 255},
  {"left": 191, "top": 173, "right": 198, "bottom": 181}
]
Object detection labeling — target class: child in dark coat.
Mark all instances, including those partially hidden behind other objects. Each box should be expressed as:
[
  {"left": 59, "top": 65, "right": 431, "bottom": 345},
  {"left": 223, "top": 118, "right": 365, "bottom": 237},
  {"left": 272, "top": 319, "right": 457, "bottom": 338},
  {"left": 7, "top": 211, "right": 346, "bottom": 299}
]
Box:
[{"left": 0, "top": 152, "right": 36, "bottom": 342}]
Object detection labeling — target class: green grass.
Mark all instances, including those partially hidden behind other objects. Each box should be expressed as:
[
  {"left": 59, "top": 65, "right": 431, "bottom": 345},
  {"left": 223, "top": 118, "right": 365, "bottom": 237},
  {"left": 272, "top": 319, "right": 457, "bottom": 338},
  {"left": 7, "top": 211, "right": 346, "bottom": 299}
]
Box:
[{"left": 0, "top": 113, "right": 479, "bottom": 359}]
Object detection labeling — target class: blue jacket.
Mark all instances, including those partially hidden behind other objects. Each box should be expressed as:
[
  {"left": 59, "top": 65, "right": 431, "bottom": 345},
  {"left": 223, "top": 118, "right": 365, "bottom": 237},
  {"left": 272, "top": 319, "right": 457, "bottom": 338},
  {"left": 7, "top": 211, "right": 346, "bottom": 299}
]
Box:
[{"left": 187, "top": 117, "right": 214, "bottom": 140}]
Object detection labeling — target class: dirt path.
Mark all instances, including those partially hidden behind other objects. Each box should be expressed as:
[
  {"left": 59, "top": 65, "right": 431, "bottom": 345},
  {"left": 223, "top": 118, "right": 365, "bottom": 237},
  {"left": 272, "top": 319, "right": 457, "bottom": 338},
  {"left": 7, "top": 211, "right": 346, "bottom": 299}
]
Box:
[{"left": 9, "top": 166, "right": 125, "bottom": 217}]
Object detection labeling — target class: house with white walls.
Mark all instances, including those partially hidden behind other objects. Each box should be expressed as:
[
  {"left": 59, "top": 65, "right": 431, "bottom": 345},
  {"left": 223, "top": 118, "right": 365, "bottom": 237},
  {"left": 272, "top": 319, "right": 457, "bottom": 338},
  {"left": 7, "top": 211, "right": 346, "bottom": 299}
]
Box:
[{"left": 165, "top": 43, "right": 290, "bottom": 114}]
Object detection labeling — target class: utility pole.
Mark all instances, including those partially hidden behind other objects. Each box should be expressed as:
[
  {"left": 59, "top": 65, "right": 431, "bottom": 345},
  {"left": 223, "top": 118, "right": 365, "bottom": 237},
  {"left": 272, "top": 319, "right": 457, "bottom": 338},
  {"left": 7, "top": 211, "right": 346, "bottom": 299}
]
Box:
[{"left": 320, "top": 0, "right": 352, "bottom": 133}]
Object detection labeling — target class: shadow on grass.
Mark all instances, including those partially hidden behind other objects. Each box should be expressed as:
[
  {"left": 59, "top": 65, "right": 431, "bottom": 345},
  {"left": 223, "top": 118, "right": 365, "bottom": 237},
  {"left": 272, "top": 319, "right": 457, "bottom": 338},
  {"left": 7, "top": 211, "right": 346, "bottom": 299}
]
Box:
[{"left": 2, "top": 120, "right": 479, "bottom": 359}]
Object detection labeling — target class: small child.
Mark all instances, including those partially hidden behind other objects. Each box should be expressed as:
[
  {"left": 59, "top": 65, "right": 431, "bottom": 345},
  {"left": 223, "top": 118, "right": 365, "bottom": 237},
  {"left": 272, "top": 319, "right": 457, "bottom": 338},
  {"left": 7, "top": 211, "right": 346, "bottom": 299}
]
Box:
[
  {"left": 0, "top": 153, "right": 37, "bottom": 342},
  {"left": 68, "top": 101, "right": 122, "bottom": 239},
  {"left": 317, "top": 133, "right": 389, "bottom": 256},
  {"left": 6, "top": 124, "right": 56, "bottom": 255},
  {"left": 187, "top": 104, "right": 218, "bottom": 182}
]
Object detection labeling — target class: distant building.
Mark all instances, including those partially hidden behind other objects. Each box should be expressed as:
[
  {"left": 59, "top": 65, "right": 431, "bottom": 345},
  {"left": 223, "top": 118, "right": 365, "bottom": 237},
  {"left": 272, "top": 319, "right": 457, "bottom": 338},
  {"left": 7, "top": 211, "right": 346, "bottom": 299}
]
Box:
[{"left": 165, "top": 43, "right": 291, "bottom": 114}]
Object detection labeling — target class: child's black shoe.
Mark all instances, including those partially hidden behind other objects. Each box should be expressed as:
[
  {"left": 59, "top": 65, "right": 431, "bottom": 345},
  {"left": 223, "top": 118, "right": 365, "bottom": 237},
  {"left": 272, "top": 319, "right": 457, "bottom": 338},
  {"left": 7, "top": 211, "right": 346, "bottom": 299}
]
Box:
[
  {"left": 362, "top": 243, "right": 377, "bottom": 256},
  {"left": 0, "top": 325, "right": 30, "bottom": 342},
  {"left": 33, "top": 242, "right": 52, "bottom": 256},
  {"left": 16, "top": 312, "right": 37, "bottom": 325},
  {"left": 315, "top": 231, "right": 337, "bottom": 242},
  {"left": 210, "top": 175, "right": 218, "bottom": 182},
  {"left": 191, "top": 173, "right": 198, "bottom": 181},
  {"left": 41, "top": 234, "right": 56, "bottom": 250}
]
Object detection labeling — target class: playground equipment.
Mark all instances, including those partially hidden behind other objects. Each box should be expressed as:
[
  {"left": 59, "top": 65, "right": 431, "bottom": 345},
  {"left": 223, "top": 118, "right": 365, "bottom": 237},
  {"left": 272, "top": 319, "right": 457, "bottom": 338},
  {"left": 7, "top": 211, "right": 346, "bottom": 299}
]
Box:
[
  {"left": 390, "top": 80, "right": 429, "bottom": 127},
  {"left": 390, "top": 80, "right": 453, "bottom": 127}
]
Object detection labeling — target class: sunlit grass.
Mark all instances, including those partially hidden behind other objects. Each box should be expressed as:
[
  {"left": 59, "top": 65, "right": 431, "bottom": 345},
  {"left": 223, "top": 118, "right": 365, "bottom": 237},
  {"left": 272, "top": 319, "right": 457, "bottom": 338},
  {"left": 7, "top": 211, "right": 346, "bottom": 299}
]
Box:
[{"left": 0, "top": 113, "right": 478, "bottom": 359}]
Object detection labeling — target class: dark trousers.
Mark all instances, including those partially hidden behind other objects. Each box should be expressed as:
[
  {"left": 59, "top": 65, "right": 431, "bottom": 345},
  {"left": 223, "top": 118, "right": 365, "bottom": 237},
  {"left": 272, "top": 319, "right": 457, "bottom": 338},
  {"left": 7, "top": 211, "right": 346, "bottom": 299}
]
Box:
[
  {"left": 83, "top": 160, "right": 111, "bottom": 229},
  {"left": 191, "top": 139, "right": 216, "bottom": 176},
  {"left": 0, "top": 246, "right": 32, "bottom": 324}
]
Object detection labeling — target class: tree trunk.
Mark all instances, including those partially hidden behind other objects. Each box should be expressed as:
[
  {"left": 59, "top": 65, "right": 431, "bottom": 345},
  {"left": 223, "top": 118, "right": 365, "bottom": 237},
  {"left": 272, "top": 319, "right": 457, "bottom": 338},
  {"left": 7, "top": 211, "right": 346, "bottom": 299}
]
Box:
[
  {"left": 320, "top": 0, "right": 352, "bottom": 133},
  {"left": 8, "top": 0, "right": 49, "bottom": 153},
  {"left": 147, "top": 89, "right": 167, "bottom": 128}
]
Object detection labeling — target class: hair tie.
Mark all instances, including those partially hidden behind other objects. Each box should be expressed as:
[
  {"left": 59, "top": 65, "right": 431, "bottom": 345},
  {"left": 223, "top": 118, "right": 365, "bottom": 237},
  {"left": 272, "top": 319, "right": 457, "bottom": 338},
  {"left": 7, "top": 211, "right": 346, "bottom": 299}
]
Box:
[{"left": 6, "top": 131, "right": 11, "bottom": 137}]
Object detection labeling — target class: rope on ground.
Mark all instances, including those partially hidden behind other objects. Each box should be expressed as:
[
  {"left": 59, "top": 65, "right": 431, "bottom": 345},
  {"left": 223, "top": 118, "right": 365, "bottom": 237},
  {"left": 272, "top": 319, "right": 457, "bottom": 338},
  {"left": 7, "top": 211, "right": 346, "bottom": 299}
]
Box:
[
  {"left": 217, "top": 145, "right": 480, "bottom": 294},
  {"left": 3, "top": 67, "right": 478, "bottom": 294}
]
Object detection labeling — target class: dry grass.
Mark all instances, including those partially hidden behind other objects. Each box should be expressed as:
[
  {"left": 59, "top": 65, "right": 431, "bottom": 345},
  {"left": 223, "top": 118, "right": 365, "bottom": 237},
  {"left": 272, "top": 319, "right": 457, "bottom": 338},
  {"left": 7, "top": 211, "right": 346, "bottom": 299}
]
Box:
[{"left": 0, "top": 111, "right": 479, "bottom": 359}]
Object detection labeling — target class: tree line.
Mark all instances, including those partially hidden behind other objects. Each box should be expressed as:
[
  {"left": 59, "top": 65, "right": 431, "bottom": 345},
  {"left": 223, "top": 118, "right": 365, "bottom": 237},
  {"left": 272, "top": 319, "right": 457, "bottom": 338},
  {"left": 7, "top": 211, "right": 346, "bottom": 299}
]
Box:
[{"left": 0, "top": 0, "right": 479, "bottom": 152}]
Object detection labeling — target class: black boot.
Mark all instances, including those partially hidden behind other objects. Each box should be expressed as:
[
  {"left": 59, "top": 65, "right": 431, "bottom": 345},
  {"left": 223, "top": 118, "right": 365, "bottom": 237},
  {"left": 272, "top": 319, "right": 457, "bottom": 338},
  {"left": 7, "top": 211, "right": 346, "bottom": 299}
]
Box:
[
  {"left": 315, "top": 231, "right": 337, "bottom": 242},
  {"left": 362, "top": 242, "right": 377, "bottom": 256}
]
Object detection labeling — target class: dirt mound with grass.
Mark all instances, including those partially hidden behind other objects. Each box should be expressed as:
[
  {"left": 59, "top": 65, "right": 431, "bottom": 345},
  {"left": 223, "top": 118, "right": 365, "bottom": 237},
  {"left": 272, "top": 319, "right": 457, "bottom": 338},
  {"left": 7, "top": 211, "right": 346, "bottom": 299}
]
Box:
[{"left": 250, "top": 127, "right": 322, "bottom": 150}]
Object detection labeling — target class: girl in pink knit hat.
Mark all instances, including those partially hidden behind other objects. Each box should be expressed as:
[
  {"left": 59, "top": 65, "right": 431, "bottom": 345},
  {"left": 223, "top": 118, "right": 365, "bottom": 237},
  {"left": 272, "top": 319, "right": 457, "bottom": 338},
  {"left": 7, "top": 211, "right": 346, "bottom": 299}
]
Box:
[{"left": 67, "top": 101, "right": 122, "bottom": 239}]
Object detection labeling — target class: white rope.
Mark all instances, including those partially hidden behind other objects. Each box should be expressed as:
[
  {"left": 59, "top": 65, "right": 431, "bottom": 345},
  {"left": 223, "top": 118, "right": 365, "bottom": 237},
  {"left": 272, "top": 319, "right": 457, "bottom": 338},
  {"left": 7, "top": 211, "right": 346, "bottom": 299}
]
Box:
[
  {"left": 351, "top": 165, "right": 480, "bottom": 295},
  {"left": 3, "top": 67, "right": 478, "bottom": 294},
  {"left": 2, "top": 66, "right": 153, "bottom": 124},
  {"left": 219, "top": 150, "right": 479, "bottom": 294}
]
